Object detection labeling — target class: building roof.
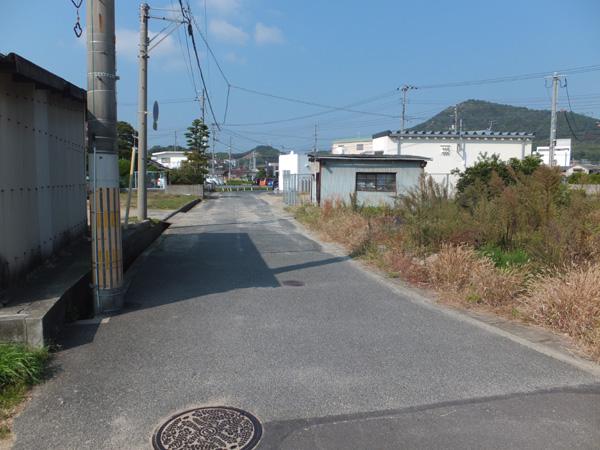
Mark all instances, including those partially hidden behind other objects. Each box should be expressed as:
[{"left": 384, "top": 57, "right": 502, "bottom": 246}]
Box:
[
  {"left": 0, "top": 53, "right": 86, "bottom": 102},
  {"left": 309, "top": 153, "right": 431, "bottom": 162},
  {"left": 373, "top": 130, "right": 534, "bottom": 139},
  {"left": 151, "top": 151, "right": 188, "bottom": 157},
  {"left": 332, "top": 137, "right": 372, "bottom": 144}
]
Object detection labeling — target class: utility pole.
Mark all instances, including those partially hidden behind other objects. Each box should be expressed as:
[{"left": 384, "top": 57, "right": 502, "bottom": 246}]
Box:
[
  {"left": 210, "top": 123, "right": 215, "bottom": 175},
  {"left": 400, "top": 85, "right": 417, "bottom": 134},
  {"left": 137, "top": 3, "right": 150, "bottom": 220},
  {"left": 548, "top": 72, "right": 562, "bottom": 167},
  {"left": 313, "top": 123, "right": 318, "bottom": 153},
  {"left": 453, "top": 105, "right": 459, "bottom": 133},
  {"left": 86, "top": 0, "right": 124, "bottom": 313},
  {"left": 228, "top": 137, "right": 232, "bottom": 180}
]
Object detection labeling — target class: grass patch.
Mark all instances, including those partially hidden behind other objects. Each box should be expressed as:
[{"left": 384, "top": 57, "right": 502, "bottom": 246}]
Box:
[
  {"left": 478, "top": 245, "right": 530, "bottom": 268},
  {"left": 0, "top": 344, "right": 49, "bottom": 440},
  {"left": 120, "top": 192, "right": 196, "bottom": 211}
]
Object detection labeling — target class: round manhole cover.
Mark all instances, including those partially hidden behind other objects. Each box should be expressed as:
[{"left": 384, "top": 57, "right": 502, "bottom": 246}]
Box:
[
  {"left": 152, "top": 406, "right": 262, "bottom": 450},
  {"left": 282, "top": 280, "right": 304, "bottom": 287}
]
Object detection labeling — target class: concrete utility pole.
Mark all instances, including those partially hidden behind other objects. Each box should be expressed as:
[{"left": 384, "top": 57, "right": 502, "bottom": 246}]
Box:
[
  {"left": 453, "top": 105, "right": 459, "bottom": 133},
  {"left": 548, "top": 72, "right": 561, "bottom": 167},
  {"left": 210, "top": 123, "right": 216, "bottom": 175},
  {"left": 228, "top": 137, "right": 232, "bottom": 180},
  {"left": 87, "top": 0, "right": 124, "bottom": 313},
  {"left": 400, "top": 85, "right": 417, "bottom": 134},
  {"left": 137, "top": 3, "right": 150, "bottom": 220},
  {"left": 313, "top": 123, "right": 318, "bottom": 153}
]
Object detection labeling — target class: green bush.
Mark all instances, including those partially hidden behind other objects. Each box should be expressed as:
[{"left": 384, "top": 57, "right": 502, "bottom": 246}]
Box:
[{"left": 479, "top": 245, "right": 529, "bottom": 268}]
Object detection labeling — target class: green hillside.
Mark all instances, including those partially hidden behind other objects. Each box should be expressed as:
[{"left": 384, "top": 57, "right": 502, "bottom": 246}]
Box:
[{"left": 410, "top": 100, "right": 600, "bottom": 160}]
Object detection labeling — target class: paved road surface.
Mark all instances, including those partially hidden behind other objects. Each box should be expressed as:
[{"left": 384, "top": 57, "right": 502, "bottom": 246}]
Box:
[{"left": 14, "top": 192, "right": 600, "bottom": 449}]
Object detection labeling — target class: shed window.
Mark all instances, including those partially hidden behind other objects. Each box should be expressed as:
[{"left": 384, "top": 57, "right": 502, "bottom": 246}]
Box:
[{"left": 356, "top": 173, "right": 396, "bottom": 192}]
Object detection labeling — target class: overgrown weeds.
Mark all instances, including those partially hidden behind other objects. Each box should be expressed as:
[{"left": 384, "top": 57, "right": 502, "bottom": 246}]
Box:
[
  {"left": 0, "top": 344, "right": 49, "bottom": 440},
  {"left": 293, "top": 155, "right": 600, "bottom": 360}
]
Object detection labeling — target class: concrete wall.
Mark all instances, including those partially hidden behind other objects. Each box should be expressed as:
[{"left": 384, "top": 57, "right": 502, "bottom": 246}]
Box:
[
  {"left": 0, "top": 74, "right": 86, "bottom": 289},
  {"left": 318, "top": 160, "right": 423, "bottom": 206}
]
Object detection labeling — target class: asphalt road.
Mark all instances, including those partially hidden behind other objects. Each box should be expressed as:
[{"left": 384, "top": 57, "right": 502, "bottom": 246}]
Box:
[{"left": 14, "top": 192, "right": 600, "bottom": 449}]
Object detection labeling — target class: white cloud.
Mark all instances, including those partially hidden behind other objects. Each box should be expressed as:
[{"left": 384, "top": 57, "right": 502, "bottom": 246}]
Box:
[
  {"left": 208, "top": 19, "right": 249, "bottom": 45},
  {"left": 224, "top": 51, "right": 247, "bottom": 64},
  {"left": 115, "top": 28, "right": 183, "bottom": 70},
  {"left": 254, "top": 22, "right": 284, "bottom": 45},
  {"left": 204, "top": 0, "right": 242, "bottom": 17}
]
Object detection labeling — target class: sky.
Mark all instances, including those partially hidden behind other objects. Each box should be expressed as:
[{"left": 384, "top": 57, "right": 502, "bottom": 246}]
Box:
[{"left": 2, "top": 0, "right": 600, "bottom": 154}]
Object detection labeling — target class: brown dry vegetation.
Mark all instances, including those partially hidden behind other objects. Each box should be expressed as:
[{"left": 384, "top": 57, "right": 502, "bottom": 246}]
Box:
[{"left": 294, "top": 157, "right": 600, "bottom": 361}]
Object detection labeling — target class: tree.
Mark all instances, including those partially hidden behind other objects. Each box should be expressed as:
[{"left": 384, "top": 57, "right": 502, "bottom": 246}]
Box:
[
  {"left": 117, "top": 121, "right": 137, "bottom": 160},
  {"left": 170, "top": 119, "right": 210, "bottom": 184}
]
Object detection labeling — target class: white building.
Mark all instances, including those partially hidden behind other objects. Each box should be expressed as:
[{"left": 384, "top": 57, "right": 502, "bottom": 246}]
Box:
[
  {"left": 371, "top": 130, "right": 534, "bottom": 186},
  {"left": 331, "top": 137, "right": 373, "bottom": 155},
  {"left": 150, "top": 151, "right": 188, "bottom": 169},
  {"left": 535, "top": 138, "right": 572, "bottom": 167},
  {"left": 278, "top": 151, "right": 311, "bottom": 191}
]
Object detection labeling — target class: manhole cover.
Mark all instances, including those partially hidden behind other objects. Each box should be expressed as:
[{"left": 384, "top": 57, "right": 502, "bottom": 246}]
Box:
[
  {"left": 152, "top": 406, "right": 262, "bottom": 450},
  {"left": 282, "top": 280, "right": 304, "bottom": 287}
]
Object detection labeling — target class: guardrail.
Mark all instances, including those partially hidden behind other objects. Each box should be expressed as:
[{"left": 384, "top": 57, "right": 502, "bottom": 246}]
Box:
[{"left": 214, "top": 185, "right": 273, "bottom": 192}]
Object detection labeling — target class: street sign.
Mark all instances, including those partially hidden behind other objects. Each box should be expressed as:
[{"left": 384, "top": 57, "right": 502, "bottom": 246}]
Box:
[{"left": 152, "top": 100, "right": 159, "bottom": 130}]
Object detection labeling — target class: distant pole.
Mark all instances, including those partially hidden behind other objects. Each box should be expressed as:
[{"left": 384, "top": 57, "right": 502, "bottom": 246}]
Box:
[
  {"left": 400, "top": 85, "right": 417, "bottom": 134},
  {"left": 313, "top": 123, "right": 318, "bottom": 153},
  {"left": 124, "top": 145, "right": 137, "bottom": 226},
  {"left": 86, "top": 0, "right": 124, "bottom": 313},
  {"left": 137, "top": 3, "right": 150, "bottom": 220},
  {"left": 228, "top": 137, "right": 232, "bottom": 180},
  {"left": 210, "top": 123, "right": 215, "bottom": 175},
  {"left": 454, "top": 105, "right": 459, "bottom": 133},
  {"left": 549, "top": 72, "right": 560, "bottom": 167}
]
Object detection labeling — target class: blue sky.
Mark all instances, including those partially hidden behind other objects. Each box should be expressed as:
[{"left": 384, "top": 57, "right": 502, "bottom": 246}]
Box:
[{"left": 2, "top": 0, "right": 599, "bottom": 153}]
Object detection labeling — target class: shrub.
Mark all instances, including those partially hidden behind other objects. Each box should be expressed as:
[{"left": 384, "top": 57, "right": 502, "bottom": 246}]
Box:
[{"left": 522, "top": 263, "right": 600, "bottom": 358}]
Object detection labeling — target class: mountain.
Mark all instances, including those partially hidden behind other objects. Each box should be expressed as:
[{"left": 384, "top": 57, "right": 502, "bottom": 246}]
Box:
[
  {"left": 409, "top": 100, "right": 600, "bottom": 160},
  {"left": 213, "top": 145, "right": 282, "bottom": 167}
]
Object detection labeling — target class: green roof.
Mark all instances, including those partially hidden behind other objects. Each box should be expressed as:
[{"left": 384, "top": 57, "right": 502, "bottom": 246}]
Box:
[{"left": 332, "top": 137, "right": 371, "bottom": 144}]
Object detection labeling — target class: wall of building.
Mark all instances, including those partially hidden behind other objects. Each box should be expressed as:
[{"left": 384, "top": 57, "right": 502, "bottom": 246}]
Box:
[
  {"left": 535, "top": 139, "right": 572, "bottom": 167},
  {"left": 318, "top": 160, "right": 423, "bottom": 206},
  {"left": 150, "top": 152, "right": 187, "bottom": 169},
  {"left": 278, "top": 152, "right": 310, "bottom": 191},
  {"left": 331, "top": 140, "right": 373, "bottom": 154},
  {"left": 373, "top": 135, "right": 532, "bottom": 186},
  {"left": 0, "top": 74, "right": 86, "bottom": 290}
]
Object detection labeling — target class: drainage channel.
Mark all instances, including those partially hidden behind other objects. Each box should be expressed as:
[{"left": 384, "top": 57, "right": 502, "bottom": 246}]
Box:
[{"left": 152, "top": 406, "right": 262, "bottom": 450}]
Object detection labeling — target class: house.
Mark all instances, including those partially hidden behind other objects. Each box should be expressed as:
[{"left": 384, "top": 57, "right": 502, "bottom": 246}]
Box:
[
  {"left": 309, "top": 154, "right": 429, "bottom": 207},
  {"left": 372, "top": 130, "right": 534, "bottom": 186},
  {"left": 331, "top": 137, "right": 373, "bottom": 155},
  {"left": 535, "top": 138, "right": 572, "bottom": 167},
  {"left": 150, "top": 150, "right": 188, "bottom": 169},
  {"left": 278, "top": 151, "right": 311, "bottom": 191},
  {"left": 565, "top": 163, "right": 600, "bottom": 176}
]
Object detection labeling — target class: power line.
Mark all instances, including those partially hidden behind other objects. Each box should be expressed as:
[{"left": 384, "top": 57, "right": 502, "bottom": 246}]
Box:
[
  {"left": 229, "top": 84, "right": 399, "bottom": 119},
  {"left": 416, "top": 64, "right": 600, "bottom": 89},
  {"left": 177, "top": 0, "right": 221, "bottom": 130}
]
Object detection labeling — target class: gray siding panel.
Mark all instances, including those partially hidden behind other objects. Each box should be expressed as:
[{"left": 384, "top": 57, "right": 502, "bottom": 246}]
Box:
[{"left": 319, "top": 160, "right": 422, "bottom": 206}]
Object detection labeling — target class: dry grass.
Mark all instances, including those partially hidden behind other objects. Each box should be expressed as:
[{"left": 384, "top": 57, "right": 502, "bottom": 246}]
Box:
[
  {"left": 522, "top": 263, "right": 600, "bottom": 358},
  {"left": 294, "top": 202, "right": 600, "bottom": 361},
  {"left": 427, "top": 244, "right": 526, "bottom": 308}
]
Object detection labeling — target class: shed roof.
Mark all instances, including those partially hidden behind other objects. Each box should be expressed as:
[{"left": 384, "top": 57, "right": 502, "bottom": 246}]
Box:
[
  {"left": 332, "top": 137, "right": 372, "bottom": 144},
  {"left": 309, "top": 153, "right": 430, "bottom": 162},
  {"left": 0, "top": 52, "right": 86, "bottom": 102}
]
